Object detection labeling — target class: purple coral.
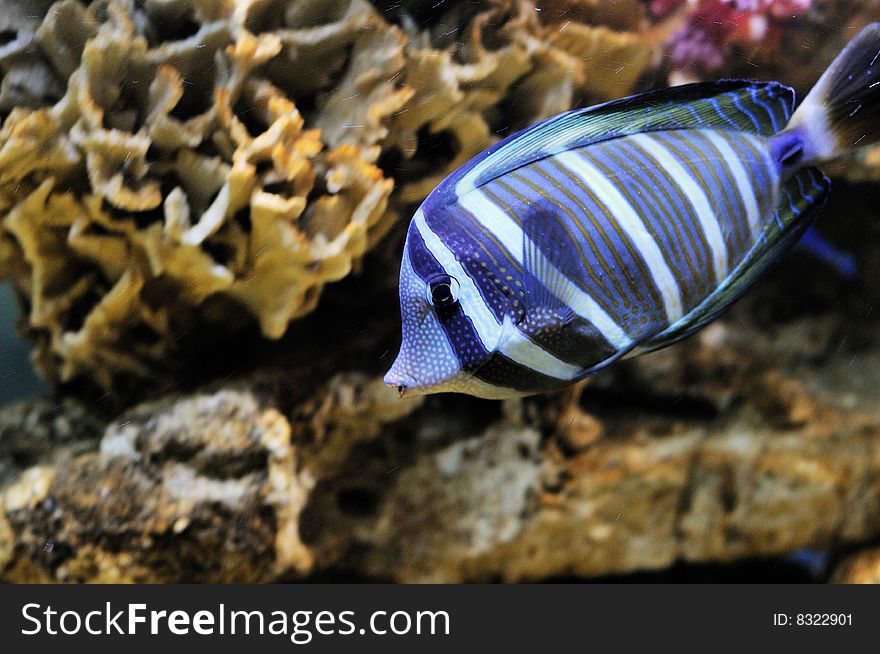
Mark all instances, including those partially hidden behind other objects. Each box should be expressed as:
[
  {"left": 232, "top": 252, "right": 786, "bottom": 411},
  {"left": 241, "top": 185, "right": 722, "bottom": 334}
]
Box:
[
  {"left": 668, "top": 10, "right": 729, "bottom": 75},
  {"left": 663, "top": 0, "right": 814, "bottom": 78}
]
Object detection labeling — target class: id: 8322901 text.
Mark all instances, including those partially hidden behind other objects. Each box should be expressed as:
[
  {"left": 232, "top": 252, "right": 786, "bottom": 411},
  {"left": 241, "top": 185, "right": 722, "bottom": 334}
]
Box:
[{"left": 773, "top": 613, "right": 852, "bottom": 627}]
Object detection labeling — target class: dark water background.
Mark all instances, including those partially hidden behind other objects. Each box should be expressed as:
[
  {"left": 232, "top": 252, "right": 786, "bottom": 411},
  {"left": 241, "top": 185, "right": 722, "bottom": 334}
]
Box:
[{"left": 0, "top": 282, "right": 45, "bottom": 404}]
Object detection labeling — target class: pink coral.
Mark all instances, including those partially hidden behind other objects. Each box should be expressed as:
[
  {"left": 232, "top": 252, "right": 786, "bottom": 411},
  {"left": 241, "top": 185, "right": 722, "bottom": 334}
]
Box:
[{"left": 663, "top": 0, "right": 814, "bottom": 77}]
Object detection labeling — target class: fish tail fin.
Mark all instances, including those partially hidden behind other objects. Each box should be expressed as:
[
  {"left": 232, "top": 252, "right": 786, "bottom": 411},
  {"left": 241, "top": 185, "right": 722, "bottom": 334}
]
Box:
[{"left": 786, "top": 23, "right": 880, "bottom": 162}]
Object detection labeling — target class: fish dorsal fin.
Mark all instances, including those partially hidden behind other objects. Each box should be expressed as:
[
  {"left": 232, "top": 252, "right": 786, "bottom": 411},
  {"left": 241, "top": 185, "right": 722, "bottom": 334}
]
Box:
[
  {"left": 633, "top": 166, "right": 831, "bottom": 356},
  {"left": 448, "top": 80, "right": 794, "bottom": 198}
]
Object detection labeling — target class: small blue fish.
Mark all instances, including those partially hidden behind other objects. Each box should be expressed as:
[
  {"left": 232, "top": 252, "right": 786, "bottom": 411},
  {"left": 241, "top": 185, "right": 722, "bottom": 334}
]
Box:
[
  {"left": 385, "top": 24, "right": 880, "bottom": 399},
  {"left": 796, "top": 227, "right": 858, "bottom": 280}
]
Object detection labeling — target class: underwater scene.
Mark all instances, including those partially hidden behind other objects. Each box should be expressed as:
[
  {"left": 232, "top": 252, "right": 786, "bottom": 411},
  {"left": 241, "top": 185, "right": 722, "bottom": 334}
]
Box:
[{"left": 1, "top": 0, "right": 880, "bottom": 583}]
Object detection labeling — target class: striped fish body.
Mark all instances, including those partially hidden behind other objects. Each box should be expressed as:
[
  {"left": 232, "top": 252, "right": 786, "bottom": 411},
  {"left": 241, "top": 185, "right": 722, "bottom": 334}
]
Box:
[
  {"left": 385, "top": 25, "right": 880, "bottom": 399},
  {"left": 454, "top": 128, "right": 783, "bottom": 349}
]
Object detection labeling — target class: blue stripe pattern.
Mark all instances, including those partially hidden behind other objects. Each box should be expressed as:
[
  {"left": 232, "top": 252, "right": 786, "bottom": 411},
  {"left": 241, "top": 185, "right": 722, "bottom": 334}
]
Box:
[
  {"left": 424, "top": 206, "right": 618, "bottom": 369},
  {"left": 466, "top": 128, "right": 778, "bottom": 344}
]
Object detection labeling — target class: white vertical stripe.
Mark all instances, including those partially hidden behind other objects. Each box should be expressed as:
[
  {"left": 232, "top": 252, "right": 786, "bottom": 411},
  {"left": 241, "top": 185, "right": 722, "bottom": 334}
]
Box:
[
  {"left": 413, "top": 210, "right": 498, "bottom": 352},
  {"left": 456, "top": 190, "right": 525, "bottom": 260},
  {"left": 701, "top": 130, "right": 762, "bottom": 237},
  {"left": 456, "top": 190, "right": 632, "bottom": 351},
  {"left": 414, "top": 210, "right": 583, "bottom": 380},
  {"left": 555, "top": 150, "right": 684, "bottom": 322},
  {"left": 628, "top": 132, "right": 730, "bottom": 282}
]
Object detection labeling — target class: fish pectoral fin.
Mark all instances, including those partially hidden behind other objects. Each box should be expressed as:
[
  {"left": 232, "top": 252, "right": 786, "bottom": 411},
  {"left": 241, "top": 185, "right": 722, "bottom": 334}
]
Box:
[
  {"left": 520, "top": 212, "right": 581, "bottom": 313},
  {"left": 518, "top": 218, "right": 590, "bottom": 339}
]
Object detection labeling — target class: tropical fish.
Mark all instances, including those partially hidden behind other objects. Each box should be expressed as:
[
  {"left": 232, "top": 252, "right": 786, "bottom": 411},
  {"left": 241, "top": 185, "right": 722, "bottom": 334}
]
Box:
[{"left": 385, "top": 24, "right": 880, "bottom": 399}]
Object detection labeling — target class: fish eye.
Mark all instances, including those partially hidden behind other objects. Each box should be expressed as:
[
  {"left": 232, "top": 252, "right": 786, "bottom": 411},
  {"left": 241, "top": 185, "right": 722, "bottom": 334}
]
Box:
[{"left": 427, "top": 274, "right": 460, "bottom": 309}]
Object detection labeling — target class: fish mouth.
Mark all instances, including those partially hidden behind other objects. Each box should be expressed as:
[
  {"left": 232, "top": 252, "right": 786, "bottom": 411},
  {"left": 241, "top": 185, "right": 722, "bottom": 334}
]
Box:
[
  {"left": 383, "top": 369, "right": 419, "bottom": 399},
  {"left": 384, "top": 320, "right": 509, "bottom": 398},
  {"left": 385, "top": 381, "right": 410, "bottom": 398},
  {"left": 384, "top": 330, "right": 506, "bottom": 399}
]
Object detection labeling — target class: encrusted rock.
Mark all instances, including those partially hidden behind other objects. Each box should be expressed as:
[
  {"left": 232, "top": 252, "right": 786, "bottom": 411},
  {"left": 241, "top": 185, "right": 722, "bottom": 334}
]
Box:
[
  {"left": 0, "top": 397, "right": 103, "bottom": 488},
  {"left": 4, "top": 315, "right": 880, "bottom": 582},
  {"left": 832, "top": 548, "right": 880, "bottom": 584},
  {"left": 0, "top": 372, "right": 422, "bottom": 582}
]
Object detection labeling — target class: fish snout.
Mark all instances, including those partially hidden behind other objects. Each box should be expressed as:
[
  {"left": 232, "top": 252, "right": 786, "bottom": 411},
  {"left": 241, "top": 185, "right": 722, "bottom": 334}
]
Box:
[{"left": 383, "top": 364, "right": 417, "bottom": 399}]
